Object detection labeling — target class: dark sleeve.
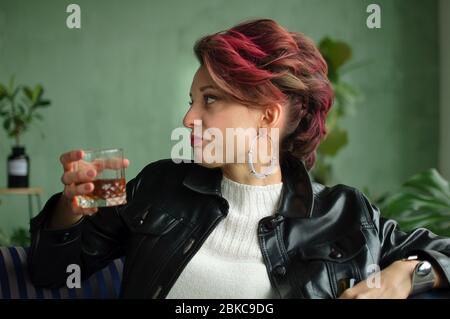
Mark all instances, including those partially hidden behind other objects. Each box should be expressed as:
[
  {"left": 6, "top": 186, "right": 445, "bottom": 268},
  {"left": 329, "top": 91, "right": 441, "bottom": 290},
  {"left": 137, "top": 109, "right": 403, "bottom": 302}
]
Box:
[
  {"left": 361, "top": 192, "right": 450, "bottom": 288},
  {"left": 27, "top": 170, "right": 143, "bottom": 288}
]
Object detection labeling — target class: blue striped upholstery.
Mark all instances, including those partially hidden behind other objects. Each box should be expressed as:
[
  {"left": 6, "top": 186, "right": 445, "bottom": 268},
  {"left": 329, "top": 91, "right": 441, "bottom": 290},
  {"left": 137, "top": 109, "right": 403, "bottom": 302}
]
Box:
[
  {"left": 0, "top": 246, "right": 124, "bottom": 299},
  {"left": 2, "top": 247, "right": 449, "bottom": 299}
]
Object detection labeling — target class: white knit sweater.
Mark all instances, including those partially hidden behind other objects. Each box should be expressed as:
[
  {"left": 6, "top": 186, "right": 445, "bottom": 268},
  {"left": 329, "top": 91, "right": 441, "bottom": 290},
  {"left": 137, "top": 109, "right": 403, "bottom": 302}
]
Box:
[{"left": 166, "top": 175, "right": 283, "bottom": 299}]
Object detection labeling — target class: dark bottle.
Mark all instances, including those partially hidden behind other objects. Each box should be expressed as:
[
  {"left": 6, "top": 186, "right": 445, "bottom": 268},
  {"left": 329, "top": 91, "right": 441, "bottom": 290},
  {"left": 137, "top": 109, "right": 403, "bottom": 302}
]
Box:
[{"left": 7, "top": 146, "right": 30, "bottom": 188}]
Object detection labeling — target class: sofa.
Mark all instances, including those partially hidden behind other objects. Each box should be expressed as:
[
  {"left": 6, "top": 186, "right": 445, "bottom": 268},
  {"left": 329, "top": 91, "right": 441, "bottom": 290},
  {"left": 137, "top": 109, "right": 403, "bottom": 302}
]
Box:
[
  {"left": 0, "top": 246, "right": 122, "bottom": 299},
  {"left": 1, "top": 246, "right": 449, "bottom": 299}
]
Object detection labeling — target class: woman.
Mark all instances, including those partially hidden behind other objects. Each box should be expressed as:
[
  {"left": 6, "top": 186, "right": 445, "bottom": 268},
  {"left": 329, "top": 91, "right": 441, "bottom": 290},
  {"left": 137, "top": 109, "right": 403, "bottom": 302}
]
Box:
[{"left": 29, "top": 19, "right": 450, "bottom": 299}]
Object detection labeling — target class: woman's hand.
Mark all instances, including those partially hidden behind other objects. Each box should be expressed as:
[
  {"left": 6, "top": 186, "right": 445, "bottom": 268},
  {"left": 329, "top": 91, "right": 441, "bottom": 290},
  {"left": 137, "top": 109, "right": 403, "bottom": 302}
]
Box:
[
  {"left": 338, "top": 260, "right": 421, "bottom": 299},
  {"left": 48, "top": 149, "right": 130, "bottom": 229}
]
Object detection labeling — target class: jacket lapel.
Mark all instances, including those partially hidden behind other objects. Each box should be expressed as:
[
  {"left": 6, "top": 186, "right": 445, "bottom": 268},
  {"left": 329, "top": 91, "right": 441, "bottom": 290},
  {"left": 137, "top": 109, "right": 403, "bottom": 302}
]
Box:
[{"left": 181, "top": 152, "right": 314, "bottom": 218}]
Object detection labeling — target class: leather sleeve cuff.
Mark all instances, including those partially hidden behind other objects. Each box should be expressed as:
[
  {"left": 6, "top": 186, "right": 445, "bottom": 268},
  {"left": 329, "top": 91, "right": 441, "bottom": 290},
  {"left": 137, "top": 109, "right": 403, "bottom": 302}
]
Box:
[
  {"left": 29, "top": 192, "right": 86, "bottom": 246},
  {"left": 408, "top": 249, "right": 450, "bottom": 289}
]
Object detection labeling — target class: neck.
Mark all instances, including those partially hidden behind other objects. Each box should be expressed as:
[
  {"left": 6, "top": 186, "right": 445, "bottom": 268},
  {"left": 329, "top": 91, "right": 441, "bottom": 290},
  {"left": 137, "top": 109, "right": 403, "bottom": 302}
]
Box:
[{"left": 221, "top": 163, "right": 282, "bottom": 186}]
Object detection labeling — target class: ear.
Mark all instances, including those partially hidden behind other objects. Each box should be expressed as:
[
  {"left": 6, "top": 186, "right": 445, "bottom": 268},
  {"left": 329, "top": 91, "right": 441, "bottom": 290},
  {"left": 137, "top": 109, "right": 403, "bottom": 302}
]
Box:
[{"left": 259, "top": 103, "right": 283, "bottom": 128}]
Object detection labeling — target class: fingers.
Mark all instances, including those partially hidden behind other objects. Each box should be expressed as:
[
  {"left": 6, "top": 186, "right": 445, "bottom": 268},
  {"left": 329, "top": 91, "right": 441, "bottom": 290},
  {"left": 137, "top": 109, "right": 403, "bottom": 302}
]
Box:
[
  {"left": 63, "top": 182, "right": 95, "bottom": 198},
  {"left": 92, "top": 157, "right": 130, "bottom": 172},
  {"left": 60, "top": 156, "right": 129, "bottom": 185},
  {"left": 60, "top": 149, "right": 84, "bottom": 171},
  {"left": 71, "top": 201, "right": 98, "bottom": 216},
  {"left": 338, "top": 283, "right": 384, "bottom": 299},
  {"left": 61, "top": 183, "right": 99, "bottom": 216},
  {"left": 59, "top": 149, "right": 130, "bottom": 216},
  {"left": 338, "top": 289, "right": 359, "bottom": 299},
  {"left": 61, "top": 167, "right": 97, "bottom": 185}
]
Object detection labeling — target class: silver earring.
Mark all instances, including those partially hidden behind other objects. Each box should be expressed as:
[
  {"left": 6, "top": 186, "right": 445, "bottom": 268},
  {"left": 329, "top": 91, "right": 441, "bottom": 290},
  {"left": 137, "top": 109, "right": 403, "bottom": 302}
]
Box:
[{"left": 247, "top": 133, "right": 278, "bottom": 179}]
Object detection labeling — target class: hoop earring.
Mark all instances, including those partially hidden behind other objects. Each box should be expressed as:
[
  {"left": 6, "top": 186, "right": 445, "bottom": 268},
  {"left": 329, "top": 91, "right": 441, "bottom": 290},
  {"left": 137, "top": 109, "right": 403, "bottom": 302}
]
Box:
[{"left": 247, "top": 132, "right": 278, "bottom": 179}]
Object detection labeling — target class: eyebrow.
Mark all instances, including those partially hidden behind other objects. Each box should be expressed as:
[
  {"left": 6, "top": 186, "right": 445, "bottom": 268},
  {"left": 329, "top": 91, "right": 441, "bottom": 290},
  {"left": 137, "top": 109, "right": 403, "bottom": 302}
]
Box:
[{"left": 189, "top": 85, "right": 218, "bottom": 97}]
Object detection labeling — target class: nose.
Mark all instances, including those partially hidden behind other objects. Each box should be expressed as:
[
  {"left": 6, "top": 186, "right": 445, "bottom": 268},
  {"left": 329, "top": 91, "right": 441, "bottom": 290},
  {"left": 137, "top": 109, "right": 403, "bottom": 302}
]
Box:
[{"left": 182, "top": 106, "right": 199, "bottom": 129}]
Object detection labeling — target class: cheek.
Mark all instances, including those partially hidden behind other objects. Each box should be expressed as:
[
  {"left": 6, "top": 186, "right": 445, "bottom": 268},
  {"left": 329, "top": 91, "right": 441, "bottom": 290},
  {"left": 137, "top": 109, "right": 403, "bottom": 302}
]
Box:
[{"left": 199, "top": 106, "right": 257, "bottom": 162}]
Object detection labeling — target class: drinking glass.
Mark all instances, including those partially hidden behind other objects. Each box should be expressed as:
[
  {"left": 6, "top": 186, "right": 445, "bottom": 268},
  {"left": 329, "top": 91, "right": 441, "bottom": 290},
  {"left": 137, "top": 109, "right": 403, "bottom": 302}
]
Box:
[{"left": 73, "top": 148, "right": 127, "bottom": 208}]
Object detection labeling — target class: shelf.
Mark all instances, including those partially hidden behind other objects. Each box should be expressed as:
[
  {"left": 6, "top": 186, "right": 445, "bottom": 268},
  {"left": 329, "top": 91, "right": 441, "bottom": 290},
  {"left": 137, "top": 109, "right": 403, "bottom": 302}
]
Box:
[{"left": 0, "top": 187, "right": 43, "bottom": 195}]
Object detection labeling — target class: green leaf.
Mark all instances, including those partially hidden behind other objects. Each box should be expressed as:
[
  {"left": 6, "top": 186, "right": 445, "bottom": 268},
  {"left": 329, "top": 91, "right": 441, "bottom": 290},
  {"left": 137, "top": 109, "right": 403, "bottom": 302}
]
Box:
[
  {"left": 33, "top": 84, "right": 43, "bottom": 102},
  {"left": 17, "top": 104, "right": 26, "bottom": 115},
  {"left": 3, "top": 118, "right": 12, "bottom": 131},
  {"left": 9, "top": 227, "right": 30, "bottom": 246},
  {"left": 403, "top": 169, "right": 450, "bottom": 202},
  {"left": 319, "top": 37, "right": 352, "bottom": 81},
  {"left": 0, "top": 84, "right": 7, "bottom": 100},
  {"left": 11, "top": 87, "right": 20, "bottom": 100},
  {"left": 36, "top": 99, "right": 51, "bottom": 107},
  {"left": 318, "top": 127, "right": 348, "bottom": 157},
  {"left": 379, "top": 168, "right": 450, "bottom": 235},
  {"left": 333, "top": 81, "right": 362, "bottom": 117},
  {"left": 23, "top": 86, "right": 34, "bottom": 101}
]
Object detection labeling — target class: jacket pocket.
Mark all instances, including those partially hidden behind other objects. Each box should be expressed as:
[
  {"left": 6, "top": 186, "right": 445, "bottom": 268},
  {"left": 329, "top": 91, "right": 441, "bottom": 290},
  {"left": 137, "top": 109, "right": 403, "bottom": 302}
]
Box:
[
  {"left": 296, "top": 229, "right": 368, "bottom": 298},
  {"left": 123, "top": 201, "right": 183, "bottom": 236},
  {"left": 298, "top": 229, "right": 366, "bottom": 263}
]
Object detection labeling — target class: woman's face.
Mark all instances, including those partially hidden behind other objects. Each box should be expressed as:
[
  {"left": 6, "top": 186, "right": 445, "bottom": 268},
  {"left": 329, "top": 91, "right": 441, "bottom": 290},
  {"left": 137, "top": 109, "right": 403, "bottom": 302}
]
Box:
[{"left": 183, "top": 65, "right": 283, "bottom": 168}]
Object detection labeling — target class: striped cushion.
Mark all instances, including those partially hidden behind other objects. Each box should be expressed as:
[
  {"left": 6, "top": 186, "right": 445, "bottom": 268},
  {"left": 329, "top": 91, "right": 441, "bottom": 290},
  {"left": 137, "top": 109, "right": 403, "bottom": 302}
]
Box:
[{"left": 0, "top": 246, "right": 124, "bottom": 299}]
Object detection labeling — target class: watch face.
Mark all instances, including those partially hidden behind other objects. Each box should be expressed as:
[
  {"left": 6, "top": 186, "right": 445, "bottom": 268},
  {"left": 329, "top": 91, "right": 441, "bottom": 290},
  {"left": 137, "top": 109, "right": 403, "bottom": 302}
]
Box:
[{"left": 416, "top": 261, "right": 432, "bottom": 276}]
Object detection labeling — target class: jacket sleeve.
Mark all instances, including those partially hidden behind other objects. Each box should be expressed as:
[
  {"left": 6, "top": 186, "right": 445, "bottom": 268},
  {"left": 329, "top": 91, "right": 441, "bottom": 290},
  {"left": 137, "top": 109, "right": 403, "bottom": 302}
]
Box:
[
  {"left": 361, "top": 192, "right": 450, "bottom": 288},
  {"left": 27, "top": 168, "right": 144, "bottom": 288}
]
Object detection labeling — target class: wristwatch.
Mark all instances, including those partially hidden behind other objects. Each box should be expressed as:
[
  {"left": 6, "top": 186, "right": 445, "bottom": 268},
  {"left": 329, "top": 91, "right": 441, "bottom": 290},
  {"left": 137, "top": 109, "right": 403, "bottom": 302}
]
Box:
[{"left": 404, "top": 255, "right": 436, "bottom": 296}]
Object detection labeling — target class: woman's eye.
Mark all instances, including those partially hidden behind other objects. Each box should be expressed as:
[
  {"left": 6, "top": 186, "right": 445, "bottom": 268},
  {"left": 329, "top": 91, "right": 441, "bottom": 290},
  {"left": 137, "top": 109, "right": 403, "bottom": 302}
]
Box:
[
  {"left": 188, "top": 100, "right": 193, "bottom": 106},
  {"left": 204, "top": 95, "right": 217, "bottom": 105}
]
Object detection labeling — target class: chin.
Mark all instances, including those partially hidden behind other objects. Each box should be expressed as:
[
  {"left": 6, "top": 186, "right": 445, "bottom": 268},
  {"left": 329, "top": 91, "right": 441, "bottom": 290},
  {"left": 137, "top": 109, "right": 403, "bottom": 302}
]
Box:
[{"left": 196, "top": 161, "right": 224, "bottom": 169}]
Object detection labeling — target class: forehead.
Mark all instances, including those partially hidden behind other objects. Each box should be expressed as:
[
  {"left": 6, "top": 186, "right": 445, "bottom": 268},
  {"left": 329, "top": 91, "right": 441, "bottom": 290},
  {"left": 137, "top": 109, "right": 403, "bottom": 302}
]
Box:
[{"left": 191, "top": 65, "right": 216, "bottom": 90}]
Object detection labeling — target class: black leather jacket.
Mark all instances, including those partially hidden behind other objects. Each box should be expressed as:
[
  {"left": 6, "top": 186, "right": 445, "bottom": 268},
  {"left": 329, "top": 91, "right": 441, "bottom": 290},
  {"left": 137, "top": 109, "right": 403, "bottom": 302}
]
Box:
[{"left": 28, "top": 153, "right": 450, "bottom": 298}]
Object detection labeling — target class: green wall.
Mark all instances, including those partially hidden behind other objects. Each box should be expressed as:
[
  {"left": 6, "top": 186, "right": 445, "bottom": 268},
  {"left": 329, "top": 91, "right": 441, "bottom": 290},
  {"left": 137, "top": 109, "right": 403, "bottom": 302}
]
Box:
[
  {"left": 0, "top": 0, "right": 441, "bottom": 234},
  {"left": 440, "top": 0, "right": 450, "bottom": 180}
]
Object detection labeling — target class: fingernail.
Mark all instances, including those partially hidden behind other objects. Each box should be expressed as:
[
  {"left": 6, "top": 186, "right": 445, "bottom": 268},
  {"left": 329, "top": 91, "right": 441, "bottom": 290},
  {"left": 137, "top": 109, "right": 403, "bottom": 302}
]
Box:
[
  {"left": 87, "top": 170, "right": 95, "bottom": 177},
  {"left": 85, "top": 184, "right": 92, "bottom": 191}
]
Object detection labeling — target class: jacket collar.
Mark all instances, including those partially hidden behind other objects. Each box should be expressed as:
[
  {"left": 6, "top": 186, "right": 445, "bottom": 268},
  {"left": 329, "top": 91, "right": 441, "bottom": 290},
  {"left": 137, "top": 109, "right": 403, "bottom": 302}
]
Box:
[{"left": 182, "top": 152, "right": 314, "bottom": 218}]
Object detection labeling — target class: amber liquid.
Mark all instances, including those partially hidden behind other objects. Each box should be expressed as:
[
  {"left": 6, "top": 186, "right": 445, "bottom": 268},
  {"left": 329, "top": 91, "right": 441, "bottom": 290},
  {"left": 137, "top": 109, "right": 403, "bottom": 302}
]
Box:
[
  {"left": 76, "top": 178, "right": 126, "bottom": 208},
  {"left": 90, "top": 178, "right": 126, "bottom": 199}
]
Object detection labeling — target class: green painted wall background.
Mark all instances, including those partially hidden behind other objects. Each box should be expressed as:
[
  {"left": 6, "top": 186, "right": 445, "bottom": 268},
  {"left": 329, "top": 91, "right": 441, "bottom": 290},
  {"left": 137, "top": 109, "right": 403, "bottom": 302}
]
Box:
[
  {"left": 0, "top": 0, "right": 441, "bottom": 234},
  {"left": 440, "top": 0, "right": 450, "bottom": 180}
]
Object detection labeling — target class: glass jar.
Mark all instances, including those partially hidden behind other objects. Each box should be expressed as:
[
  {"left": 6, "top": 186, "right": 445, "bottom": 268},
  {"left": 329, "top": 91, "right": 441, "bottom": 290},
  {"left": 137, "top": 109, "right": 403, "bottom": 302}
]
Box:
[{"left": 7, "top": 146, "right": 30, "bottom": 188}]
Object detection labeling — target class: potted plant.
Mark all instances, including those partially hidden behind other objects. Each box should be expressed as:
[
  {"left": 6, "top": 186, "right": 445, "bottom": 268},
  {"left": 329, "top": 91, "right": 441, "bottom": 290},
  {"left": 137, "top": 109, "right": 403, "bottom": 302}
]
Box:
[
  {"left": 312, "top": 37, "right": 364, "bottom": 185},
  {"left": 0, "top": 76, "right": 51, "bottom": 187},
  {"left": 376, "top": 169, "right": 450, "bottom": 236}
]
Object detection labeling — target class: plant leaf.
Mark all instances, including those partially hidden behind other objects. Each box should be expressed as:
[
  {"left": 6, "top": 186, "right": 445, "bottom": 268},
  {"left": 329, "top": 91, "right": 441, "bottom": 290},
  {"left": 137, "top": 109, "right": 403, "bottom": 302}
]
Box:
[
  {"left": 23, "top": 86, "right": 34, "bottom": 101},
  {"left": 36, "top": 99, "right": 51, "bottom": 107},
  {"left": 403, "top": 169, "right": 450, "bottom": 203},
  {"left": 3, "top": 118, "right": 12, "bottom": 131},
  {"left": 33, "top": 84, "right": 43, "bottom": 102},
  {"left": 379, "top": 168, "right": 450, "bottom": 236},
  {"left": 11, "top": 87, "right": 20, "bottom": 100},
  {"left": 0, "top": 84, "right": 7, "bottom": 100},
  {"left": 318, "top": 127, "right": 348, "bottom": 157},
  {"left": 17, "top": 104, "right": 26, "bottom": 115},
  {"left": 319, "top": 37, "right": 352, "bottom": 81}
]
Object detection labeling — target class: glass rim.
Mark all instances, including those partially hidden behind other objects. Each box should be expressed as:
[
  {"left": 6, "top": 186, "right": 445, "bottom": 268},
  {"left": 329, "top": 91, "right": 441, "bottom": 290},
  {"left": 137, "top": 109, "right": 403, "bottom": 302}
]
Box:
[{"left": 82, "top": 147, "right": 124, "bottom": 154}]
